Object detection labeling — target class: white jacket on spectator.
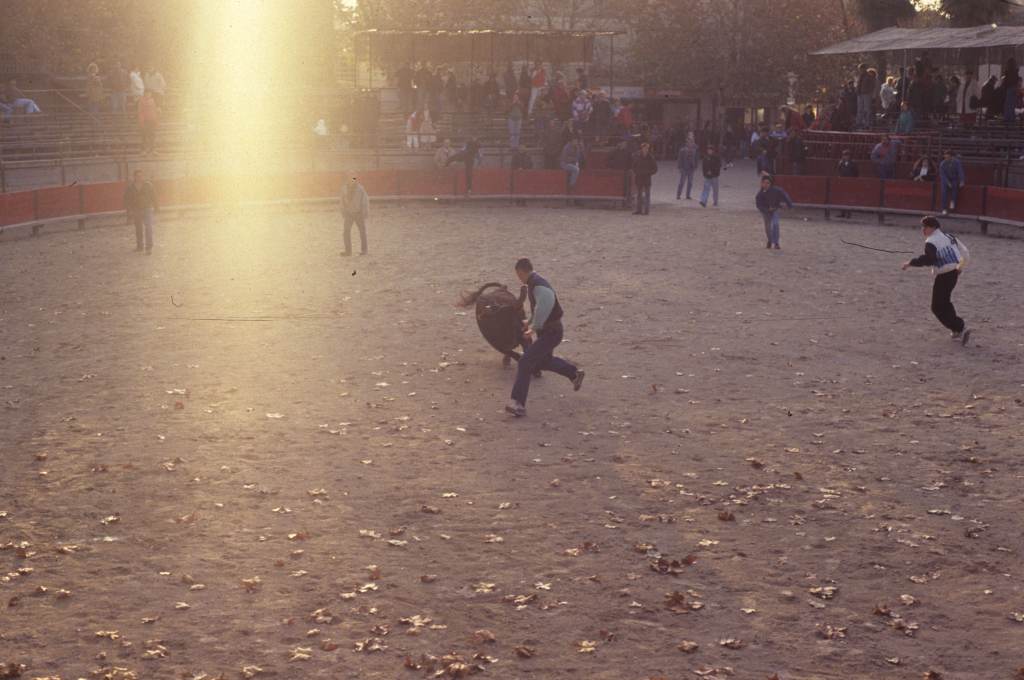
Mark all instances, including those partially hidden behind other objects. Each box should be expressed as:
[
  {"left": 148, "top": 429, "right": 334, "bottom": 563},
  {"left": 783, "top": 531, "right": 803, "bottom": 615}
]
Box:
[{"left": 129, "top": 70, "right": 145, "bottom": 99}]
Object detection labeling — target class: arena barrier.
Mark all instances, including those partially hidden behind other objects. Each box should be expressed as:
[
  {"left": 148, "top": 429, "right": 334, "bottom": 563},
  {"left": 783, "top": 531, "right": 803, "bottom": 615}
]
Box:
[
  {"left": 774, "top": 174, "right": 1024, "bottom": 234},
  {"left": 0, "top": 168, "right": 631, "bottom": 236}
]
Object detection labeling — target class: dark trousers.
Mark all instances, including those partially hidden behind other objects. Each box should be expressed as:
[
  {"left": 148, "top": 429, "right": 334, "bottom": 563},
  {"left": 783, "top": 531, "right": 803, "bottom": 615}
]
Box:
[
  {"left": 931, "top": 270, "right": 964, "bottom": 333},
  {"left": 635, "top": 182, "right": 651, "bottom": 214},
  {"left": 511, "top": 324, "right": 577, "bottom": 406},
  {"left": 446, "top": 153, "right": 476, "bottom": 191},
  {"left": 676, "top": 170, "right": 694, "bottom": 199},
  {"left": 131, "top": 208, "right": 153, "bottom": 251},
  {"left": 343, "top": 214, "right": 367, "bottom": 254}
]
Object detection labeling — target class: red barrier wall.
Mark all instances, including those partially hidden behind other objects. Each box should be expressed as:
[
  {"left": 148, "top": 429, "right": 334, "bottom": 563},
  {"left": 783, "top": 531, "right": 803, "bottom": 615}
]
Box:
[
  {"left": 396, "top": 169, "right": 458, "bottom": 197},
  {"left": 573, "top": 170, "right": 626, "bottom": 198},
  {"left": 830, "top": 177, "right": 883, "bottom": 207},
  {"left": 82, "top": 182, "right": 126, "bottom": 213},
  {"left": 513, "top": 169, "right": 567, "bottom": 195},
  {"left": 774, "top": 175, "right": 827, "bottom": 204},
  {"left": 883, "top": 180, "right": 935, "bottom": 212},
  {"left": 456, "top": 168, "right": 511, "bottom": 195},
  {"left": 985, "top": 187, "right": 1024, "bottom": 222},
  {"left": 35, "top": 186, "right": 80, "bottom": 220},
  {"left": 0, "top": 191, "right": 35, "bottom": 226},
  {"left": 355, "top": 170, "right": 399, "bottom": 197},
  {"left": 954, "top": 185, "right": 986, "bottom": 216}
]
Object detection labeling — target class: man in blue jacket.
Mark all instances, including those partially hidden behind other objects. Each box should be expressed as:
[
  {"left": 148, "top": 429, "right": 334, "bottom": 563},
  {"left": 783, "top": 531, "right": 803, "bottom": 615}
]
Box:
[
  {"left": 870, "top": 135, "right": 901, "bottom": 179},
  {"left": 676, "top": 132, "right": 697, "bottom": 200},
  {"left": 505, "top": 258, "right": 585, "bottom": 417},
  {"left": 938, "top": 149, "right": 966, "bottom": 214}
]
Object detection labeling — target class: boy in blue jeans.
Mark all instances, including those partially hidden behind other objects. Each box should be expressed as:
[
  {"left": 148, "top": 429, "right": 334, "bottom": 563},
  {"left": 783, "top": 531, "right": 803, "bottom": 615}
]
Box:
[{"left": 755, "top": 174, "right": 793, "bottom": 250}]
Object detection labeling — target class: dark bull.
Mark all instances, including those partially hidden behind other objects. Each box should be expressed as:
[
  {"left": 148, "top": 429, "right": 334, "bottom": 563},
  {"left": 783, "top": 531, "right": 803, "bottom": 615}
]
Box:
[{"left": 457, "top": 282, "right": 529, "bottom": 366}]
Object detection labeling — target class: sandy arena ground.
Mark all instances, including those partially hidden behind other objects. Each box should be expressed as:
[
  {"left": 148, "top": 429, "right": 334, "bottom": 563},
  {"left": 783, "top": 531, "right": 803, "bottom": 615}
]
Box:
[{"left": 2, "top": 164, "right": 1024, "bottom": 680}]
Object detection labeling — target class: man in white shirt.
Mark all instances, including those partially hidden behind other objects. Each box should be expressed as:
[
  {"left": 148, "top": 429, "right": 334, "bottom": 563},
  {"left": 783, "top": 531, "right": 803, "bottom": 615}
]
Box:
[
  {"left": 129, "top": 67, "right": 145, "bottom": 104},
  {"left": 901, "top": 215, "right": 971, "bottom": 345}
]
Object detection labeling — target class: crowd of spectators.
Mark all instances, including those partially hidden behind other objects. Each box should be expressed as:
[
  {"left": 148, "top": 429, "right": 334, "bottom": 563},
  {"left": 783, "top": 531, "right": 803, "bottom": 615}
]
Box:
[{"left": 807, "top": 55, "right": 1021, "bottom": 134}]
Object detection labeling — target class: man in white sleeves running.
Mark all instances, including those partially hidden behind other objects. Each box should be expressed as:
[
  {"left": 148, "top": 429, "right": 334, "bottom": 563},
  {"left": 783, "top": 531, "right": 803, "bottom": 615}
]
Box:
[{"left": 901, "top": 215, "right": 971, "bottom": 345}]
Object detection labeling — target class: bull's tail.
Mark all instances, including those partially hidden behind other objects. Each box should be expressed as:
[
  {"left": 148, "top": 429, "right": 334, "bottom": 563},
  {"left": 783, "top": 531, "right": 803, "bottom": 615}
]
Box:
[{"left": 455, "top": 282, "right": 506, "bottom": 308}]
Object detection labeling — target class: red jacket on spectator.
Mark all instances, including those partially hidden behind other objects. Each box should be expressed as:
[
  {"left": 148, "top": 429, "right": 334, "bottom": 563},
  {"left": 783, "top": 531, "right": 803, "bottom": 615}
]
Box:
[{"left": 138, "top": 96, "right": 159, "bottom": 126}]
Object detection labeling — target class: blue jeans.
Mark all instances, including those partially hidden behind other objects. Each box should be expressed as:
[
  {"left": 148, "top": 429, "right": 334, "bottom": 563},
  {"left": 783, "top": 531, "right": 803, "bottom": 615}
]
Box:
[
  {"left": 511, "top": 324, "right": 577, "bottom": 405},
  {"left": 876, "top": 163, "right": 895, "bottom": 179},
  {"left": 561, "top": 162, "right": 580, "bottom": 188},
  {"left": 700, "top": 177, "right": 719, "bottom": 205},
  {"left": 0, "top": 102, "right": 11, "bottom": 123},
  {"left": 133, "top": 208, "right": 154, "bottom": 251},
  {"left": 761, "top": 210, "right": 780, "bottom": 245},
  {"left": 940, "top": 182, "right": 959, "bottom": 211},
  {"left": 636, "top": 182, "right": 651, "bottom": 213},
  {"left": 508, "top": 118, "right": 522, "bottom": 148},
  {"left": 676, "top": 170, "right": 694, "bottom": 198}
]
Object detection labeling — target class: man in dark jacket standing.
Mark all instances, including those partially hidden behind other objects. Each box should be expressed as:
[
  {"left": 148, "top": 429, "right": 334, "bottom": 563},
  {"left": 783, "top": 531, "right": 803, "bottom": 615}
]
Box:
[
  {"left": 123, "top": 169, "right": 158, "bottom": 253},
  {"left": 699, "top": 145, "right": 722, "bottom": 207},
  {"left": 505, "top": 258, "right": 584, "bottom": 417},
  {"left": 632, "top": 142, "right": 658, "bottom": 215}
]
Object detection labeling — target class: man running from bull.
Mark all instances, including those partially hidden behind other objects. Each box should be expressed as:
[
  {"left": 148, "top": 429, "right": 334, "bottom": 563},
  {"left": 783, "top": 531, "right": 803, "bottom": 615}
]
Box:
[{"left": 505, "top": 258, "right": 584, "bottom": 417}]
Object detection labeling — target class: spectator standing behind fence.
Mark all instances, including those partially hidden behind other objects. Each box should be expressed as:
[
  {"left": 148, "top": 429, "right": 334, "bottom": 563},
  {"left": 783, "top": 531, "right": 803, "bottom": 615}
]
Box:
[
  {"left": 528, "top": 62, "right": 546, "bottom": 116},
  {"left": 138, "top": 91, "right": 160, "bottom": 155},
  {"left": 1001, "top": 57, "right": 1020, "bottom": 123},
  {"left": 855, "top": 64, "right": 874, "bottom": 129},
  {"left": 340, "top": 176, "right": 369, "bottom": 257},
  {"left": 428, "top": 67, "right": 444, "bottom": 116},
  {"left": 504, "top": 63, "right": 517, "bottom": 99},
  {"left": 699, "top": 145, "right": 721, "bottom": 208},
  {"left": 108, "top": 60, "right": 128, "bottom": 113},
  {"left": 911, "top": 155, "right": 937, "bottom": 183},
  {"left": 632, "top": 142, "right": 657, "bottom": 216},
  {"left": 542, "top": 119, "right": 564, "bottom": 169},
  {"left": 145, "top": 68, "right": 166, "bottom": 107},
  {"left": 129, "top": 66, "right": 145, "bottom": 106},
  {"left": 85, "top": 62, "right": 104, "bottom": 114},
  {"left": 896, "top": 101, "right": 915, "bottom": 133},
  {"left": 507, "top": 94, "right": 524, "bottom": 148},
  {"left": 571, "top": 90, "right": 592, "bottom": 130},
  {"left": 560, "top": 138, "right": 583, "bottom": 190},
  {"left": 786, "top": 128, "right": 807, "bottom": 176},
  {"left": 880, "top": 76, "right": 898, "bottom": 118},
  {"left": 836, "top": 149, "right": 858, "bottom": 218},
  {"left": 123, "top": 169, "right": 158, "bottom": 254},
  {"left": 870, "top": 135, "right": 900, "bottom": 179},
  {"left": 676, "top": 132, "right": 697, "bottom": 200},
  {"left": 405, "top": 109, "right": 423, "bottom": 148},
  {"left": 395, "top": 63, "right": 413, "bottom": 114},
  {"left": 755, "top": 174, "right": 793, "bottom": 250},
  {"left": 939, "top": 149, "right": 965, "bottom": 215}
]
